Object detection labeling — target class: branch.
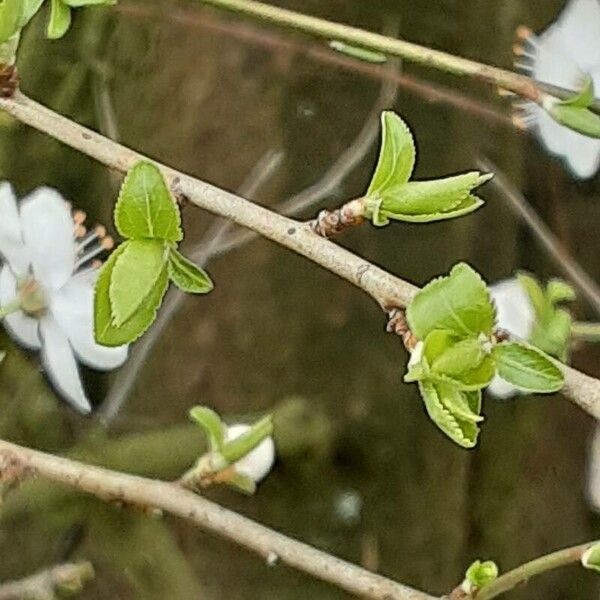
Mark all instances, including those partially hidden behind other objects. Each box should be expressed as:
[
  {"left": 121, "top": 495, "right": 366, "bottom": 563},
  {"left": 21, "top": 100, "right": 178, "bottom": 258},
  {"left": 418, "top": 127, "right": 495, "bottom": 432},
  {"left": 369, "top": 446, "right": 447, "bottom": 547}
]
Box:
[
  {"left": 1, "top": 92, "right": 599, "bottom": 416},
  {"left": 197, "top": 0, "right": 595, "bottom": 108},
  {"left": 0, "top": 562, "right": 94, "bottom": 600},
  {"left": 470, "top": 542, "right": 595, "bottom": 600},
  {"left": 479, "top": 157, "right": 600, "bottom": 317},
  {"left": 0, "top": 439, "right": 435, "bottom": 600}
]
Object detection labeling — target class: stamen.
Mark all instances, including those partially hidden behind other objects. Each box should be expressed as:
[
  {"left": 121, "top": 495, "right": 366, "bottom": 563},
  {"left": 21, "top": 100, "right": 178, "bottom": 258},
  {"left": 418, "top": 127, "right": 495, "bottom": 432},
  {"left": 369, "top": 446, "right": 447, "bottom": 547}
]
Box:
[
  {"left": 74, "top": 224, "right": 87, "bottom": 238},
  {"left": 73, "top": 210, "right": 87, "bottom": 225},
  {"left": 497, "top": 87, "right": 516, "bottom": 97},
  {"left": 76, "top": 225, "right": 107, "bottom": 252},
  {"left": 514, "top": 61, "right": 533, "bottom": 73},
  {"left": 74, "top": 236, "right": 114, "bottom": 269},
  {"left": 511, "top": 115, "right": 532, "bottom": 130},
  {"left": 516, "top": 25, "right": 533, "bottom": 40}
]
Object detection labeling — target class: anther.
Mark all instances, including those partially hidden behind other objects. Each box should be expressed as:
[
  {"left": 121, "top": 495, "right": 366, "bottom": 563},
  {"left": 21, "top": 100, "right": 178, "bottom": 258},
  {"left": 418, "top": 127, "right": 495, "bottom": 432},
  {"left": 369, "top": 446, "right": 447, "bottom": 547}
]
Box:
[
  {"left": 74, "top": 224, "right": 87, "bottom": 238},
  {"left": 94, "top": 224, "right": 107, "bottom": 239},
  {"left": 516, "top": 25, "right": 533, "bottom": 40},
  {"left": 101, "top": 236, "right": 114, "bottom": 250},
  {"left": 73, "top": 210, "right": 87, "bottom": 225}
]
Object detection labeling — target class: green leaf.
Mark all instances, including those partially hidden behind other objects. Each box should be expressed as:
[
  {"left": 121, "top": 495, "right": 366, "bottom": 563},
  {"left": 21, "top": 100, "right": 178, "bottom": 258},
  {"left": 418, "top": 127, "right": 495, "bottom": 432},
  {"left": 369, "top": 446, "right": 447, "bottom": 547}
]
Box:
[
  {"left": 380, "top": 172, "right": 490, "bottom": 216},
  {"left": 0, "top": 0, "right": 43, "bottom": 43},
  {"left": 582, "top": 543, "right": 600, "bottom": 573},
  {"left": 530, "top": 308, "right": 572, "bottom": 362},
  {"left": 431, "top": 337, "right": 486, "bottom": 377},
  {"left": 492, "top": 342, "right": 564, "bottom": 393},
  {"left": 189, "top": 406, "right": 225, "bottom": 452},
  {"left": 436, "top": 383, "right": 483, "bottom": 423},
  {"left": 168, "top": 248, "right": 214, "bottom": 294},
  {"left": 464, "top": 560, "right": 499, "bottom": 591},
  {"left": 516, "top": 272, "right": 546, "bottom": 318},
  {"left": 546, "top": 279, "right": 576, "bottom": 305},
  {"left": 374, "top": 194, "right": 484, "bottom": 224},
  {"left": 94, "top": 244, "right": 169, "bottom": 346},
  {"left": 114, "top": 161, "right": 183, "bottom": 242},
  {"left": 366, "top": 112, "right": 415, "bottom": 196},
  {"left": 548, "top": 103, "right": 600, "bottom": 139},
  {"left": 222, "top": 415, "right": 273, "bottom": 464},
  {"left": 109, "top": 239, "right": 168, "bottom": 327},
  {"left": 328, "top": 40, "right": 387, "bottom": 63},
  {"left": 407, "top": 263, "right": 495, "bottom": 340},
  {"left": 559, "top": 75, "right": 595, "bottom": 108},
  {"left": 418, "top": 381, "right": 479, "bottom": 448},
  {"left": 47, "top": 0, "right": 71, "bottom": 40}
]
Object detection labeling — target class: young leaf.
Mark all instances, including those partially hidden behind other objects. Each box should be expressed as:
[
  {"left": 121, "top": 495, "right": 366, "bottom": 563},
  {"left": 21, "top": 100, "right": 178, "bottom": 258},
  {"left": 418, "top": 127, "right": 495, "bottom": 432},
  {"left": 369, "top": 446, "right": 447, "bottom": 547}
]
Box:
[
  {"left": 492, "top": 342, "right": 564, "bottom": 393},
  {"left": 418, "top": 381, "right": 479, "bottom": 448},
  {"left": 47, "top": 0, "right": 71, "bottom": 39},
  {"left": 559, "top": 75, "right": 594, "bottom": 108},
  {"left": 0, "top": 0, "right": 43, "bottom": 43},
  {"left": 109, "top": 239, "right": 168, "bottom": 327},
  {"left": 546, "top": 279, "right": 576, "bottom": 304},
  {"left": 431, "top": 337, "right": 486, "bottom": 377},
  {"left": 380, "top": 172, "right": 490, "bottom": 216},
  {"left": 436, "top": 383, "right": 483, "bottom": 423},
  {"left": 168, "top": 248, "right": 214, "bottom": 294},
  {"left": 582, "top": 543, "right": 600, "bottom": 573},
  {"left": 114, "top": 161, "right": 183, "bottom": 242},
  {"left": 221, "top": 415, "right": 273, "bottom": 464},
  {"left": 547, "top": 102, "right": 600, "bottom": 139},
  {"left": 366, "top": 112, "right": 415, "bottom": 196},
  {"left": 407, "top": 263, "right": 495, "bottom": 340},
  {"left": 463, "top": 559, "right": 499, "bottom": 592},
  {"left": 190, "top": 406, "right": 225, "bottom": 452},
  {"left": 94, "top": 245, "right": 169, "bottom": 346},
  {"left": 62, "top": 0, "right": 116, "bottom": 5},
  {"left": 328, "top": 40, "right": 387, "bottom": 63},
  {"left": 516, "top": 272, "right": 546, "bottom": 318}
]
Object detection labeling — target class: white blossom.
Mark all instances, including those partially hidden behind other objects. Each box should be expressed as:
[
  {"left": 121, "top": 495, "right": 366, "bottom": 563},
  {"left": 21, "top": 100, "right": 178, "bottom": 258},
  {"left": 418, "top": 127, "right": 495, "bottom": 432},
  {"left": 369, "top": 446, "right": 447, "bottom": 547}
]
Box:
[
  {"left": 0, "top": 183, "right": 128, "bottom": 413},
  {"left": 488, "top": 277, "right": 535, "bottom": 399},
  {"left": 515, "top": 0, "right": 600, "bottom": 179},
  {"left": 226, "top": 423, "right": 275, "bottom": 483}
]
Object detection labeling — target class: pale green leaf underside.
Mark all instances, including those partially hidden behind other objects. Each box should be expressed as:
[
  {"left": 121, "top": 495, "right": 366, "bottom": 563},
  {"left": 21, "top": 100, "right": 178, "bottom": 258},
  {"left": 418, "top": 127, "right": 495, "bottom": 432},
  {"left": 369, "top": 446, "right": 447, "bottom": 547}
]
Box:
[
  {"left": 492, "top": 342, "right": 564, "bottom": 393},
  {"left": 559, "top": 74, "right": 594, "bottom": 108},
  {"left": 94, "top": 244, "right": 169, "bottom": 346},
  {"left": 190, "top": 406, "right": 225, "bottom": 452},
  {"left": 0, "top": 0, "right": 43, "bottom": 43},
  {"left": 168, "top": 248, "right": 214, "bottom": 294},
  {"left": 109, "top": 239, "right": 168, "bottom": 327},
  {"left": 47, "top": 0, "right": 71, "bottom": 39},
  {"left": 418, "top": 381, "right": 479, "bottom": 448},
  {"left": 549, "top": 103, "right": 600, "bottom": 139},
  {"left": 63, "top": 0, "right": 116, "bottom": 6},
  {"left": 115, "top": 161, "right": 182, "bottom": 242},
  {"left": 367, "top": 111, "right": 415, "bottom": 196},
  {"left": 407, "top": 262, "right": 495, "bottom": 340},
  {"left": 582, "top": 543, "right": 600, "bottom": 572}
]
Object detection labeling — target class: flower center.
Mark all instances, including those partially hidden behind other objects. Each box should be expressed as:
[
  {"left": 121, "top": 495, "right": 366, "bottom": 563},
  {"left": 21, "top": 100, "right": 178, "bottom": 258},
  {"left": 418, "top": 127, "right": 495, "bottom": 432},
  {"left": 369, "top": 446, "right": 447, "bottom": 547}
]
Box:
[{"left": 17, "top": 276, "right": 47, "bottom": 317}]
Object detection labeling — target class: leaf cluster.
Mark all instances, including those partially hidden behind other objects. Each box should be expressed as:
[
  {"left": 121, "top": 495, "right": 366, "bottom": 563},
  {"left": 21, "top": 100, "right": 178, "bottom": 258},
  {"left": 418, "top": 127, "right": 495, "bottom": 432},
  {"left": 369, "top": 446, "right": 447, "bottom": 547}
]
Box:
[
  {"left": 404, "top": 263, "right": 564, "bottom": 448},
  {"left": 363, "top": 112, "right": 490, "bottom": 226},
  {"left": 517, "top": 272, "right": 575, "bottom": 361},
  {"left": 94, "top": 161, "right": 213, "bottom": 346}
]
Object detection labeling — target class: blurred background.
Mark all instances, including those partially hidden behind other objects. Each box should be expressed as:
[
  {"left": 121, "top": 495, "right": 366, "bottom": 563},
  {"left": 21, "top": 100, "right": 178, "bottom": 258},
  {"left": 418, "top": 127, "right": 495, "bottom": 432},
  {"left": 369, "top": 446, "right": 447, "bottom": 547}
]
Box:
[{"left": 0, "top": 0, "right": 600, "bottom": 597}]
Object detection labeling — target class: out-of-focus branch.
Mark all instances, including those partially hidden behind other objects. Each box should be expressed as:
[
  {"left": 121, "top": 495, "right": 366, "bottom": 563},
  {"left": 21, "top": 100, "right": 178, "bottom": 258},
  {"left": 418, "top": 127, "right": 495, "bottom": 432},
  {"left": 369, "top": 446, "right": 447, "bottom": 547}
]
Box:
[
  {"left": 0, "top": 439, "right": 435, "bottom": 600},
  {"left": 0, "top": 562, "right": 94, "bottom": 600},
  {"left": 115, "top": 3, "right": 512, "bottom": 128},
  {"left": 479, "top": 157, "right": 600, "bottom": 316}
]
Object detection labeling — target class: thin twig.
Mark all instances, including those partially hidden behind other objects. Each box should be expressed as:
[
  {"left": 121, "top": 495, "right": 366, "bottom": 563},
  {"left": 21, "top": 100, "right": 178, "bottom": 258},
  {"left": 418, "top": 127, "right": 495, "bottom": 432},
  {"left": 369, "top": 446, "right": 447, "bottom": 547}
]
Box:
[
  {"left": 471, "top": 542, "right": 595, "bottom": 600},
  {"left": 0, "top": 561, "right": 94, "bottom": 600},
  {"left": 99, "top": 56, "right": 398, "bottom": 423},
  {"left": 0, "top": 93, "right": 599, "bottom": 417},
  {"left": 115, "top": 3, "right": 512, "bottom": 128},
  {"left": 197, "top": 0, "right": 600, "bottom": 110},
  {"left": 0, "top": 439, "right": 435, "bottom": 600},
  {"left": 479, "top": 157, "right": 600, "bottom": 316}
]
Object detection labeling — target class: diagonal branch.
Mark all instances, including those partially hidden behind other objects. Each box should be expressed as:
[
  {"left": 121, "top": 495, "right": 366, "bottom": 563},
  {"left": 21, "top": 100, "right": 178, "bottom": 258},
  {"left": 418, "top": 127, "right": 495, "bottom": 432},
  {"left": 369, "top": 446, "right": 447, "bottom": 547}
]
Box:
[
  {"left": 0, "top": 438, "right": 435, "bottom": 600},
  {"left": 0, "top": 93, "right": 598, "bottom": 419}
]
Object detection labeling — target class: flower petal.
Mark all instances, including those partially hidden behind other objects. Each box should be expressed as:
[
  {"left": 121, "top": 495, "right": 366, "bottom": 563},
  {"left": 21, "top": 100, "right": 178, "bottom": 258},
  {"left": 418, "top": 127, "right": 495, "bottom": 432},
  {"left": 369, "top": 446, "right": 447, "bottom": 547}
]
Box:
[
  {"left": 39, "top": 316, "right": 91, "bottom": 413},
  {"left": 487, "top": 374, "right": 519, "bottom": 400},
  {"left": 20, "top": 187, "right": 76, "bottom": 290},
  {"left": 226, "top": 424, "right": 275, "bottom": 483},
  {"left": 0, "top": 264, "right": 40, "bottom": 349},
  {"left": 490, "top": 278, "right": 535, "bottom": 340},
  {"left": 50, "top": 273, "right": 128, "bottom": 370},
  {"left": 0, "top": 182, "right": 29, "bottom": 274}
]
